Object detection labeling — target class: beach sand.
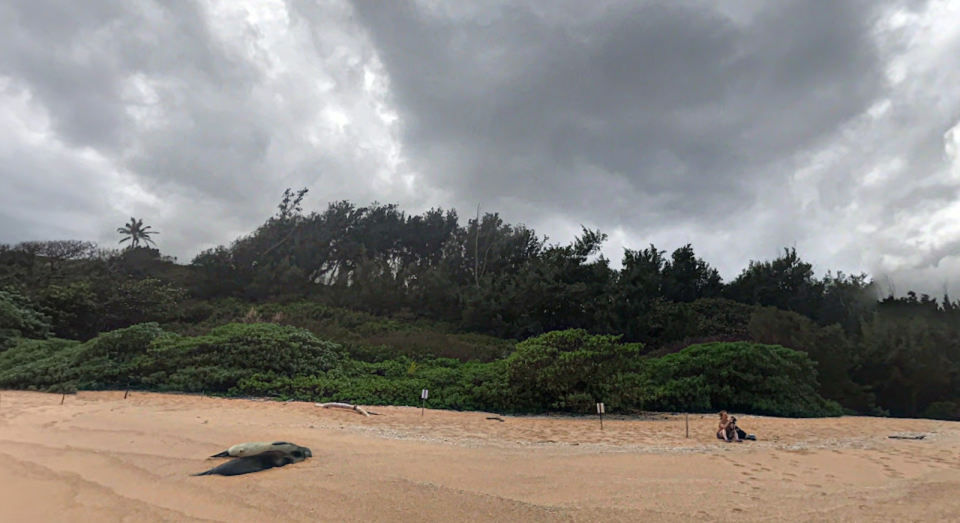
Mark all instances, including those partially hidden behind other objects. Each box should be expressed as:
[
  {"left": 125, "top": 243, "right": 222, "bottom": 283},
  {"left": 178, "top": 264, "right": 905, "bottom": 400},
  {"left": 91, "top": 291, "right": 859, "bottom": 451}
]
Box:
[{"left": 1, "top": 390, "right": 958, "bottom": 522}]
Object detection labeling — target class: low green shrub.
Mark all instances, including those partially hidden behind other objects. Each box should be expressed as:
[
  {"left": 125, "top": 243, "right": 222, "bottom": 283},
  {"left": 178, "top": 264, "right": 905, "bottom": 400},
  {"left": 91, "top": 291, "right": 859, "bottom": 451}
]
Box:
[
  {"left": 0, "top": 325, "right": 841, "bottom": 418},
  {"left": 0, "top": 338, "right": 82, "bottom": 392},
  {"left": 504, "top": 329, "right": 645, "bottom": 413},
  {"left": 0, "top": 289, "right": 53, "bottom": 350},
  {"left": 232, "top": 359, "right": 509, "bottom": 412},
  {"left": 920, "top": 401, "right": 960, "bottom": 421},
  {"left": 131, "top": 322, "right": 342, "bottom": 393},
  {"left": 161, "top": 299, "right": 514, "bottom": 363},
  {"left": 638, "top": 342, "right": 843, "bottom": 417}
]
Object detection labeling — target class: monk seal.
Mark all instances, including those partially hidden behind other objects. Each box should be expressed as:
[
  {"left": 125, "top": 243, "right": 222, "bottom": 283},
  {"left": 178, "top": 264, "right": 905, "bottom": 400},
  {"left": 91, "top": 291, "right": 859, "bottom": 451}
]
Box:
[
  {"left": 193, "top": 449, "right": 310, "bottom": 477},
  {"left": 209, "top": 441, "right": 312, "bottom": 459}
]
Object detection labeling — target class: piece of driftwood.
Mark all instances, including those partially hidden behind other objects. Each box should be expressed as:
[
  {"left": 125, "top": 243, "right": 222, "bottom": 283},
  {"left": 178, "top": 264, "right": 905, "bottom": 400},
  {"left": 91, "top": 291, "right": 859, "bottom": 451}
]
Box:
[
  {"left": 316, "top": 402, "right": 371, "bottom": 417},
  {"left": 888, "top": 434, "right": 925, "bottom": 440},
  {"left": 486, "top": 417, "right": 505, "bottom": 422}
]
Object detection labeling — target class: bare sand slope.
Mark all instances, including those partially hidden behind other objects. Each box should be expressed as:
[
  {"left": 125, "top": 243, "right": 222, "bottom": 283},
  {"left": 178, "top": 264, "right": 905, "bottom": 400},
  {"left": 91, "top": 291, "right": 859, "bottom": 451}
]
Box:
[{"left": 1, "top": 391, "right": 959, "bottom": 522}]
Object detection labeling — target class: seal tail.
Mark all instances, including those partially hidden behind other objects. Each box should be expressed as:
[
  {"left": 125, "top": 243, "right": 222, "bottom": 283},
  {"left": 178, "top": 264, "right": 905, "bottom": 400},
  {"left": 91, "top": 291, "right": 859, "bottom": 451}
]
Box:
[
  {"left": 209, "top": 451, "right": 230, "bottom": 458},
  {"left": 192, "top": 469, "right": 216, "bottom": 476}
]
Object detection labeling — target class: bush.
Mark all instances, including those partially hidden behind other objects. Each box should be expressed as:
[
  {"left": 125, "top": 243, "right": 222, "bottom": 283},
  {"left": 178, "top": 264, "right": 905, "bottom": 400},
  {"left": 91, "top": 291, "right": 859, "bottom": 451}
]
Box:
[
  {"left": 0, "top": 325, "right": 842, "bottom": 419},
  {"left": 0, "top": 289, "right": 52, "bottom": 350},
  {"left": 2, "top": 322, "right": 343, "bottom": 394},
  {"left": 232, "top": 358, "right": 510, "bottom": 412},
  {"left": 505, "top": 329, "right": 645, "bottom": 413},
  {"left": 162, "top": 300, "right": 514, "bottom": 363},
  {"left": 639, "top": 342, "right": 843, "bottom": 417},
  {"left": 920, "top": 401, "right": 960, "bottom": 421},
  {"left": 0, "top": 338, "right": 82, "bottom": 392},
  {"left": 132, "top": 322, "right": 343, "bottom": 393}
]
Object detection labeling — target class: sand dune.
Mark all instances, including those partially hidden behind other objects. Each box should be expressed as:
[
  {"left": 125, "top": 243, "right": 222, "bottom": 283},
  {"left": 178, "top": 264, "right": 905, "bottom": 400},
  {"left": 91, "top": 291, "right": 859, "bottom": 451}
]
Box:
[{"left": 1, "top": 390, "right": 959, "bottom": 522}]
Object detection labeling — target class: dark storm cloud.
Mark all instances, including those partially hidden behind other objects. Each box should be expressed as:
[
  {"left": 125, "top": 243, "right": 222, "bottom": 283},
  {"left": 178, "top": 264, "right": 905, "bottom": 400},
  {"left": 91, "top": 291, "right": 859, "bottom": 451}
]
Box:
[{"left": 345, "top": 0, "right": 890, "bottom": 227}]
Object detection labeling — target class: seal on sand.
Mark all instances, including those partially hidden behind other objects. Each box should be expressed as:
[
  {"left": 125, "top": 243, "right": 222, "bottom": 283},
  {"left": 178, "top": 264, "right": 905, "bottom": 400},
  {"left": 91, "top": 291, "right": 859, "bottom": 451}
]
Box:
[
  {"left": 193, "top": 449, "right": 310, "bottom": 477},
  {"left": 209, "top": 441, "right": 312, "bottom": 459}
]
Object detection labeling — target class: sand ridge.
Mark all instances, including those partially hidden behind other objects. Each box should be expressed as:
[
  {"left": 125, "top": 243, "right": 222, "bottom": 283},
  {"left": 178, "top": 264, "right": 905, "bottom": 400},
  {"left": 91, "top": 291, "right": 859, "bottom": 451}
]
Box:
[{"left": 1, "top": 390, "right": 959, "bottom": 522}]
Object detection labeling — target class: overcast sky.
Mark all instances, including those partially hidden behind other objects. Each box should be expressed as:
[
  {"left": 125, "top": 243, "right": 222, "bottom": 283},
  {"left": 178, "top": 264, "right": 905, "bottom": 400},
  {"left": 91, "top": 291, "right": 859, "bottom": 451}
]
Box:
[{"left": 2, "top": 0, "right": 959, "bottom": 295}]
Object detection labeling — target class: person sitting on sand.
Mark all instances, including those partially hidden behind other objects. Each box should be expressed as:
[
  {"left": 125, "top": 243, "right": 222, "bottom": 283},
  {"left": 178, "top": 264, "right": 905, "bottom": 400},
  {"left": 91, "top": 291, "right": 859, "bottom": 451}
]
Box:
[{"left": 717, "top": 411, "right": 741, "bottom": 443}]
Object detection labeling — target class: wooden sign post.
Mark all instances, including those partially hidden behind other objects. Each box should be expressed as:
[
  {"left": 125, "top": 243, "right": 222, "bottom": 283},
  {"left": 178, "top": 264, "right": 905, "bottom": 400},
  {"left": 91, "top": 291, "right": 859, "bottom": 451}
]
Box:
[
  {"left": 685, "top": 413, "right": 689, "bottom": 438},
  {"left": 597, "top": 402, "right": 605, "bottom": 430},
  {"left": 61, "top": 393, "right": 65, "bottom": 405},
  {"left": 421, "top": 389, "right": 429, "bottom": 416}
]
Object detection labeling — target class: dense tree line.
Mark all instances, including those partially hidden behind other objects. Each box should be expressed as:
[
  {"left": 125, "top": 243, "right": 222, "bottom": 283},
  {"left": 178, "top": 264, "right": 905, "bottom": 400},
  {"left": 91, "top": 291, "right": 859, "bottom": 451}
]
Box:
[{"left": 1, "top": 188, "right": 959, "bottom": 420}]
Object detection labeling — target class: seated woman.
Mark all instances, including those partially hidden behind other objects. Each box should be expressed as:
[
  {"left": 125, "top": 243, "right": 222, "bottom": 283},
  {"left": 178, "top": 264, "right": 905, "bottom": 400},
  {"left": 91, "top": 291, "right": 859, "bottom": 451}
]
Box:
[{"left": 717, "top": 410, "right": 742, "bottom": 443}]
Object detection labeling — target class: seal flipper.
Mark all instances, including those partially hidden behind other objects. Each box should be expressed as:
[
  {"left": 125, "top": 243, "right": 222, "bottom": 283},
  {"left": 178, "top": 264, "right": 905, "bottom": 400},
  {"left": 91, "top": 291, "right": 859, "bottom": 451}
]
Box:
[{"left": 209, "top": 450, "right": 231, "bottom": 458}]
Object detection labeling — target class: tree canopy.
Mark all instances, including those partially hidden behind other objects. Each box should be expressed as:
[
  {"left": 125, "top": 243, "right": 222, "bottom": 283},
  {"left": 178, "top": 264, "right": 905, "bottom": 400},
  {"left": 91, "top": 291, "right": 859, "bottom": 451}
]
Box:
[{"left": 1, "top": 188, "right": 958, "bottom": 420}]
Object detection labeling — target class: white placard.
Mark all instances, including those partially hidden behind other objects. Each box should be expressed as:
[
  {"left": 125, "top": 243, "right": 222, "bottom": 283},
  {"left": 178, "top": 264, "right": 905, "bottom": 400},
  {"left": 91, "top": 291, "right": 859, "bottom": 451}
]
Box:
[
  {"left": 421, "top": 389, "right": 429, "bottom": 400},
  {"left": 597, "top": 402, "right": 605, "bottom": 414}
]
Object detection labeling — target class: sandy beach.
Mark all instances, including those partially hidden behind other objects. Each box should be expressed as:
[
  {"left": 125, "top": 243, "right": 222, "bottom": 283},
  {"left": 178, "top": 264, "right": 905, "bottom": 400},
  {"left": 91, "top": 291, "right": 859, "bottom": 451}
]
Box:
[{"left": 1, "top": 390, "right": 958, "bottom": 522}]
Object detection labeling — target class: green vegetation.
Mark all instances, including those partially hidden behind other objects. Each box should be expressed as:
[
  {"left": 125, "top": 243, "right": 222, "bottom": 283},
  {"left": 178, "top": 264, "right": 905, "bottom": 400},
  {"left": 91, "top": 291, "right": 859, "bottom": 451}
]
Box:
[
  {"left": 0, "top": 321, "right": 838, "bottom": 417},
  {"left": 0, "top": 289, "right": 52, "bottom": 350},
  {"left": 2, "top": 190, "right": 959, "bottom": 420}
]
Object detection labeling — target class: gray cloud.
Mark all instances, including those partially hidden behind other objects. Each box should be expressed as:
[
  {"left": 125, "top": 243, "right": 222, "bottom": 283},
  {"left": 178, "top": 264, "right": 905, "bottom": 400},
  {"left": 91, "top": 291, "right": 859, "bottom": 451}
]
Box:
[
  {"left": 1, "top": 0, "right": 417, "bottom": 258},
  {"left": 343, "top": 0, "right": 960, "bottom": 289},
  {"left": 2, "top": 0, "right": 959, "bottom": 295},
  {"left": 345, "top": 0, "right": 887, "bottom": 222}
]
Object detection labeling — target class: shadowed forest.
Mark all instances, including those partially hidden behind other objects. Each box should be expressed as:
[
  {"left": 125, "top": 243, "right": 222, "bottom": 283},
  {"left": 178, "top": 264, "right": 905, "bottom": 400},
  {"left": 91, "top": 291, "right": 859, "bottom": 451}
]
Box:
[{"left": 2, "top": 189, "right": 958, "bottom": 420}]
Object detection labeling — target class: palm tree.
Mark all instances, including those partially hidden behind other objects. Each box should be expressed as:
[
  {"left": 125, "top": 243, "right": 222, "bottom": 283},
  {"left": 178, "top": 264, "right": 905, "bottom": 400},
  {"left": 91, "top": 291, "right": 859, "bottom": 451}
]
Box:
[{"left": 117, "top": 217, "right": 159, "bottom": 249}]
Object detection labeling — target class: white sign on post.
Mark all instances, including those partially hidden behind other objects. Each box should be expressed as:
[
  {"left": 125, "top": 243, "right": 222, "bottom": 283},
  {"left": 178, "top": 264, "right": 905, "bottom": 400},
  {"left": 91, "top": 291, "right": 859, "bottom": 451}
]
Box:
[
  {"left": 421, "top": 389, "right": 429, "bottom": 400},
  {"left": 597, "top": 403, "right": 605, "bottom": 414}
]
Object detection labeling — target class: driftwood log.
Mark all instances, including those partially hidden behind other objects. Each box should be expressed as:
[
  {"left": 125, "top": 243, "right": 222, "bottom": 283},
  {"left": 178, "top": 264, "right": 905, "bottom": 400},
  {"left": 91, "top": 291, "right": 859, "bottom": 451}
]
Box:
[{"left": 316, "top": 402, "right": 371, "bottom": 417}]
